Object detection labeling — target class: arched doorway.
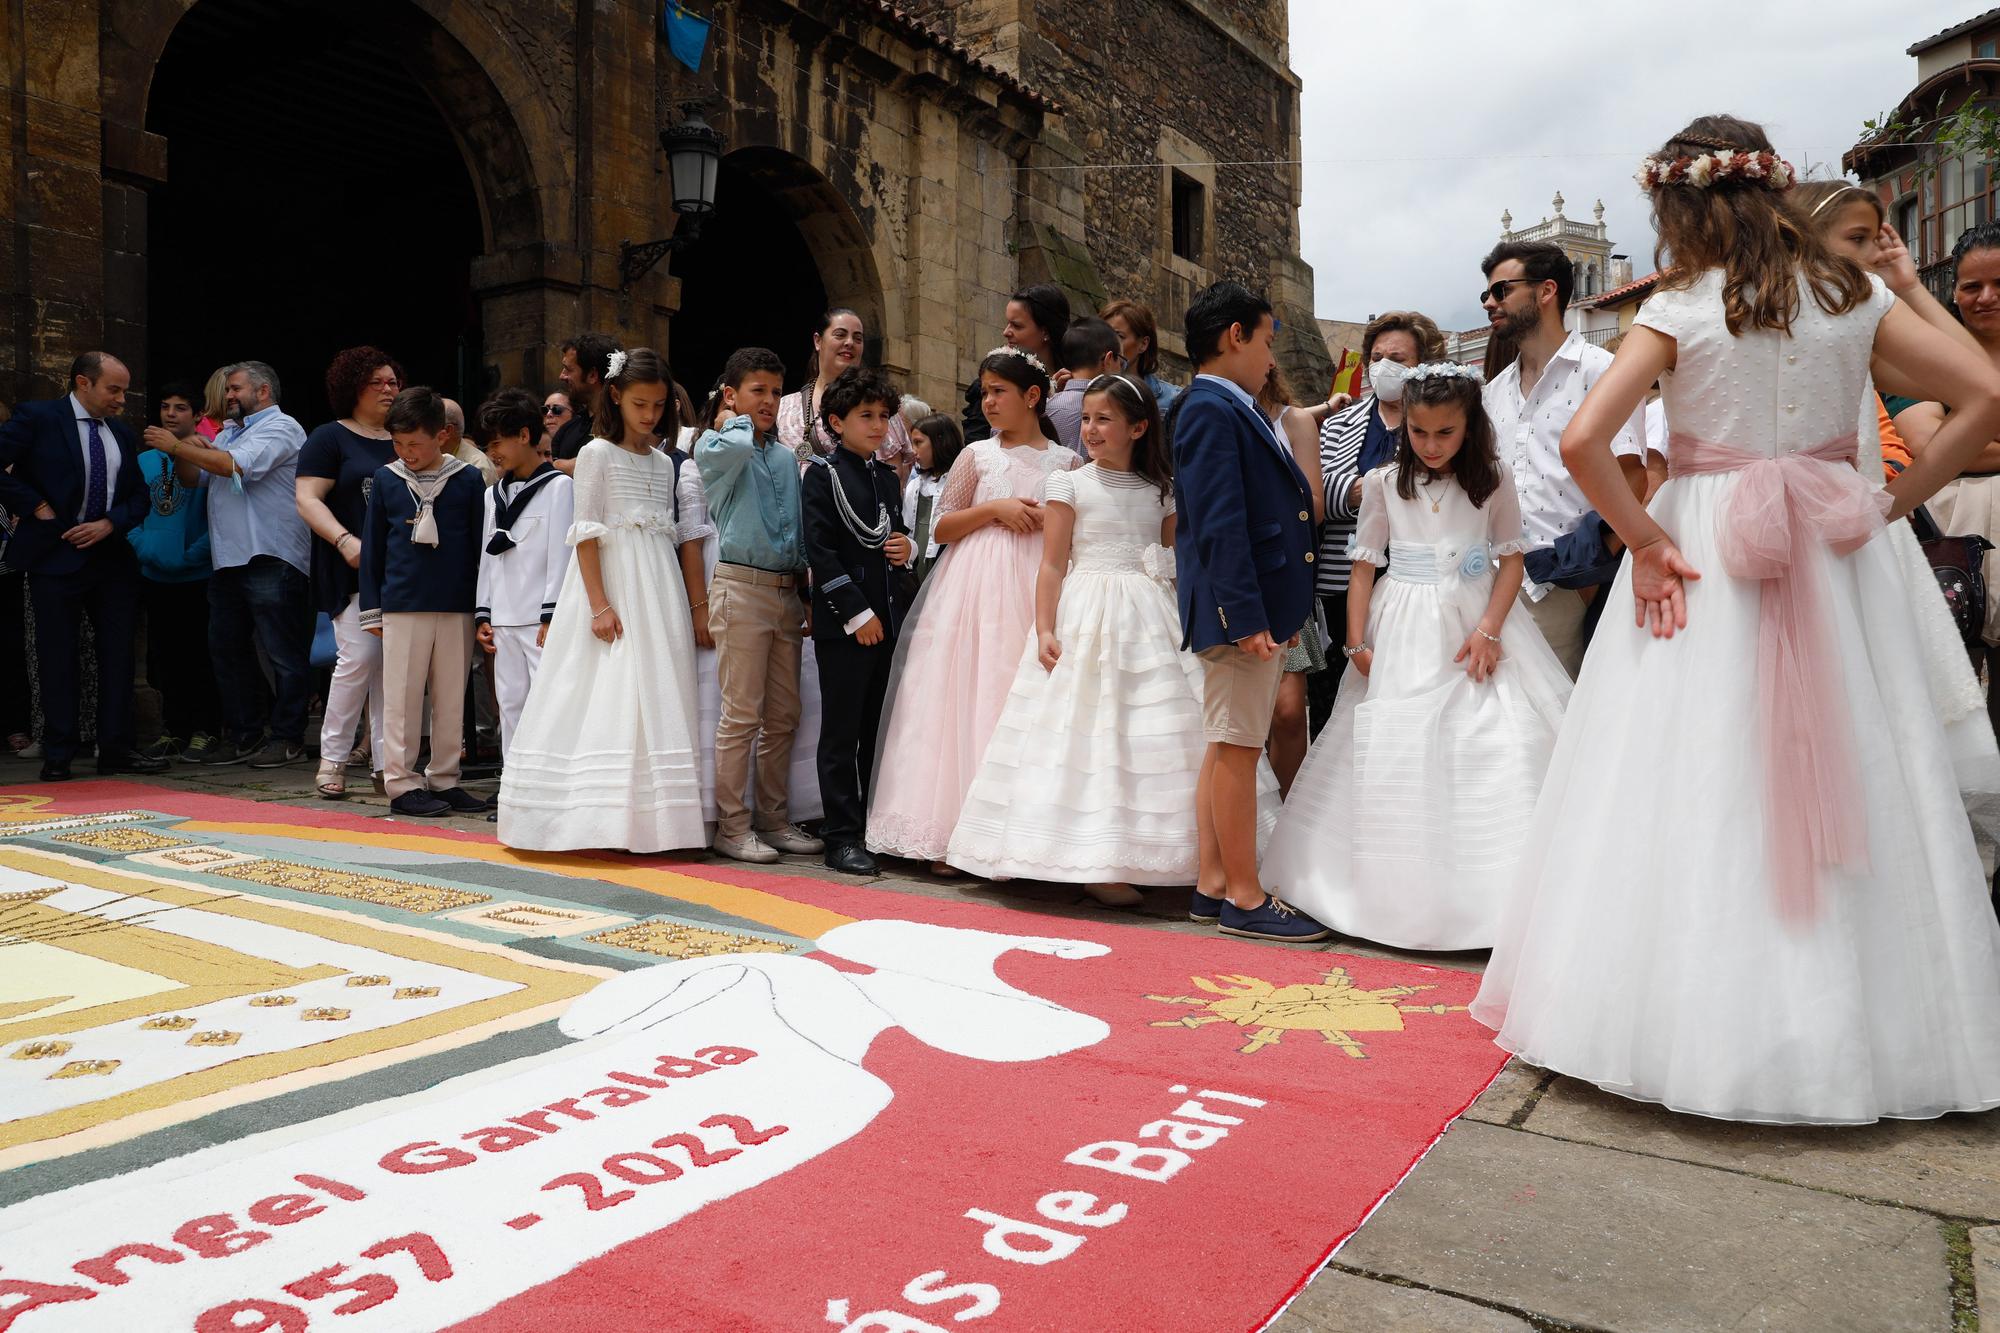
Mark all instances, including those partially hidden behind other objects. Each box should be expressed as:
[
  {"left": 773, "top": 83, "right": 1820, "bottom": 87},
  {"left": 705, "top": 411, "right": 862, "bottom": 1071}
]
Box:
[
  {"left": 144, "top": 0, "right": 494, "bottom": 425},
  {"left": 669, "top": 148, "right": 886, "bottom": 400}
]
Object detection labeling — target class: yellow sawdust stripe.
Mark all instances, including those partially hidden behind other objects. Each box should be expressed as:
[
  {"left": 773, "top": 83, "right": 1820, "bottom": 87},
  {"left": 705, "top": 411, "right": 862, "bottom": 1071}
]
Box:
[
  {"left": 172, "top": 820, "right": 853, "bottom": 940},
  {"left": 0, "top": 847, "right": 603, "bottom": 1161}
]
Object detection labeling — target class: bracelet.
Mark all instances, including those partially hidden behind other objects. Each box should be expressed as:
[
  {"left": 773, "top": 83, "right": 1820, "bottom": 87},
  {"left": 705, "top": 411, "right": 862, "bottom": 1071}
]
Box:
[
  {"left": 1475, "top": 627, "right": 1502, "bottom": 644},
  {"left": 591, "top": 605, "right": 614, "bottom": 619},
  {"left": 336, "top": 532, "right": 356, "bottom": 549},
  {"left": 689, "top": 599, "right": 708, "bottom": 609},
  {"left": 1341, "top": 642, "right": 1370, "bottom": 658}
]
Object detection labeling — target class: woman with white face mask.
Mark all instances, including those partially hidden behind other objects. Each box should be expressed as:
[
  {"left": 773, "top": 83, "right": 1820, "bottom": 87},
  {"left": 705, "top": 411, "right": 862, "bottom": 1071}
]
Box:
[{"left": 1308, "top": 311, "right": 1451, "bottom": 734}]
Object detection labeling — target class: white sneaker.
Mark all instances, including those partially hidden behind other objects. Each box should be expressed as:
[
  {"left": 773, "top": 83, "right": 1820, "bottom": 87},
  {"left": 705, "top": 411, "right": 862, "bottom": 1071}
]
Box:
[
  {"left": 713, "top": 832, "right": 781, "bottom": 864},
  {"left": 755, "top": 824, "right": 825, "bottom": 855}
]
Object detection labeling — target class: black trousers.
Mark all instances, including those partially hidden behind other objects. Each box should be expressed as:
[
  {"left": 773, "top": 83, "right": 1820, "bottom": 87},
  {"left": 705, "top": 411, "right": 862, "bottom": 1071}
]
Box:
[
  {"left": 29, "top": 545, "right": 140, "bottom": 763},
  {"left": 813, "top": 627, "right": 894, "bottom": 849},
  {"left": 142, "top": 576, "right": 221, "bottom": 742},
  {"left": 0, "top": 569, "right": 28, "bottom": 737}
]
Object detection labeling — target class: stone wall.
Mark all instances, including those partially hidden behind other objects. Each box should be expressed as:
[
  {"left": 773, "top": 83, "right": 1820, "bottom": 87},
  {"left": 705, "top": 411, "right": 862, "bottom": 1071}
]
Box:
[{"left": 891, "top": 0, "right": 1328, "bottom": 393}]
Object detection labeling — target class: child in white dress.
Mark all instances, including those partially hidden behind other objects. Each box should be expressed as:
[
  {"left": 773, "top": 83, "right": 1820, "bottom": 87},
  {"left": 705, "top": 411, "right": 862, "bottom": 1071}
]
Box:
[
  {"left": 1262, "top": 365, "right": 1571, "bottom": 948},
  {"left": 498, "top": 349, "right": 706, "bottom": 852},
  {"left": 1473, "top": 115, "right": 2000, "bottom": 1124},
  {"left": 946, "top": 374, "right": 1276, "bottom": 901}
]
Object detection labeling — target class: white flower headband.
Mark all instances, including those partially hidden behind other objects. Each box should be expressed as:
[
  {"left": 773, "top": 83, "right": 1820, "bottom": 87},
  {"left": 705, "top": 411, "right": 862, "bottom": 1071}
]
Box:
[
  {"left": 1635, "top": 148, "right": 1795, "bottom": 193},
  {"left": 987, "top": 345, "right": 1048, "bottom": 375},
  {"left": 1405, "top": 362, "right": 1484, "bottom": 386},
  {"left": 605, "top": 349, "right": 628, "bottom": 379}
]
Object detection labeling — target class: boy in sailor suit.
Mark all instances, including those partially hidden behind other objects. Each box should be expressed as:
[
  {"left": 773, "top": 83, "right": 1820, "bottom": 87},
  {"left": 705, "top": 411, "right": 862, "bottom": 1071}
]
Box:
[{"left": 474, "top": 389, "right": 574, "bottom": 756}]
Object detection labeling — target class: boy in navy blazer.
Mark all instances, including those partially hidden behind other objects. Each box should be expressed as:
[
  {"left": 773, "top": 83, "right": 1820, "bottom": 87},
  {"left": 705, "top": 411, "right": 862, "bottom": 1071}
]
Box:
[
  {"left": 0, "top": 352, "right": 166, "bottom": 780},
  {"left": 1171, "top": 284, "right": 1328, "bottom": 943}
]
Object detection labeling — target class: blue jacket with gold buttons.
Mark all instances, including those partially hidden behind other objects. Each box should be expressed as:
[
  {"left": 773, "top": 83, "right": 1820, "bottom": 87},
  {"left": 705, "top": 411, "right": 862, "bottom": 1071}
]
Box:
[{"left": 1170, "top": 375, "right": 1317, "bottom": 653}]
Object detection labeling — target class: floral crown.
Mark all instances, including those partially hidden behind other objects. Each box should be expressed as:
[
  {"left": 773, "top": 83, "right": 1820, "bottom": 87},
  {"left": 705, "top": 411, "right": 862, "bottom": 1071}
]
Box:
[
  {"left": 986, "top": 345, "right": 1049, "bottom": 376},
  {"left": 1635, "top": 147, "right": 1795, "bottom": 193},
  {"left": 1405, "top": 362, "right": 1484, "bottom": 386},
  {"left": 604, "top": 349, "right": 628, "bottom": 380}
]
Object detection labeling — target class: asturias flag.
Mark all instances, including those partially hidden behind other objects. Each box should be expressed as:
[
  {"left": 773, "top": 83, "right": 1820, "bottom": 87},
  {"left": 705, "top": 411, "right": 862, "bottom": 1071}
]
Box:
[{"left": 663, "top": 1, "right": 711, "bottom": 72}]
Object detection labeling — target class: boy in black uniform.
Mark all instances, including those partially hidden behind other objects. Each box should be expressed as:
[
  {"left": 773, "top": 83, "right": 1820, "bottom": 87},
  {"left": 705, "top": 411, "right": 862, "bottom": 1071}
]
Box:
[{"left": 802, "top": 367, "right": 915, "bottom": 875}]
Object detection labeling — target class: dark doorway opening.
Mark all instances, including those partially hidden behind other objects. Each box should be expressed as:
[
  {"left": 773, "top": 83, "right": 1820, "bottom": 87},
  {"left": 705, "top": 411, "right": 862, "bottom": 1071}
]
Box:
[
  {"left": 669, "top": 153, "right": 830, "bottom": 401},
  {"left": 146, "top": 0, "right": 484, "bottom": 428}
]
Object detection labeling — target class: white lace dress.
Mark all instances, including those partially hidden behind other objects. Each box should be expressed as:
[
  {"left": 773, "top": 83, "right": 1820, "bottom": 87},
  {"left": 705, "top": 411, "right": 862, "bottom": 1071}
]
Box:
[
  {"left": 945, "top": 465, "right": 1277, "bottom": 883},
  {"left": 499, "top": 439, "right": 705, "bottom": 852},
  {"left": 1472, "top": 272, "right": 2000, "bottom": 1124},
  {"left": 1261, "top": 467, "right": 1571, "bottom": 948}
]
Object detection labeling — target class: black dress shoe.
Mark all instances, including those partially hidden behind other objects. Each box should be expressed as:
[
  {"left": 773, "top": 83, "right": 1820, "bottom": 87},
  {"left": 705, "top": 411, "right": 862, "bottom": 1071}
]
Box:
[
  {"left": 824, "top": 844, "right": 880, "bottom": 876},
  {"left": 98, "top": 750, "right": 170, "bottom": 775},
  {"left": 38, "top": 760, "right": 72, "bottom": 783}
]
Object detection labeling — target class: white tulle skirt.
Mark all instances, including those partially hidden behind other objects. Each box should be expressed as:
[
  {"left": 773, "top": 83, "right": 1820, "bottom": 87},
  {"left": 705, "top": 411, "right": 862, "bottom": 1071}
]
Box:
[
  {"left": 1471, "top": 472, "right": 2000, "bottom": 1124},
  {"left": 499, "top": 525, "right": 706, "bottom": 852},
  {"left": 944, "top": 568, "right": 1277, "bottom": 883},
  {"left": 1260, "top": 564, "right": 1571, "bottom": 949}
]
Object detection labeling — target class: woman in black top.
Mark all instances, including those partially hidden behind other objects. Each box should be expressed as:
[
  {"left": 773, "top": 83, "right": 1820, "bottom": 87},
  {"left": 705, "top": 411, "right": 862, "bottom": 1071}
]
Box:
[
  {"left": 295, "top": 346, "right": 402, "bottom": 798},
  {"left": 961, "top": 284, "right": 1068, "bottom": 443}
]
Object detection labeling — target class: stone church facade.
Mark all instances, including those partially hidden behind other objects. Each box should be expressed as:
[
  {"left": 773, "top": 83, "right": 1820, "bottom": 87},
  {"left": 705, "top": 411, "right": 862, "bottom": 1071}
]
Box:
[{"left": 1, "top": 0, "right": 1324, "bottom": 418}]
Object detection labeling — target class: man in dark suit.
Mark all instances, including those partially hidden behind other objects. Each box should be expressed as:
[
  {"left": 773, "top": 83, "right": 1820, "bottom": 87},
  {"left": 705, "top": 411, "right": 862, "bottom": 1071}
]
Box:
[
  {"left": 1171, "top": 283, "right": 1328, "bottom": 943},
  {"left": 0, "top": 352, "right": 168, "bottom": 780},
  {"left": 800, "top": 367, "right": 915, "bottom": 876}
]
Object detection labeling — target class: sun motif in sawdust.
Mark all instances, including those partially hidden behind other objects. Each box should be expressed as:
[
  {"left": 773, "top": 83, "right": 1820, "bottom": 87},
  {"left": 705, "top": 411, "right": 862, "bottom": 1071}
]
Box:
[{"left": 1145, "top": 968, "right": 1464, "bottom": 1058}]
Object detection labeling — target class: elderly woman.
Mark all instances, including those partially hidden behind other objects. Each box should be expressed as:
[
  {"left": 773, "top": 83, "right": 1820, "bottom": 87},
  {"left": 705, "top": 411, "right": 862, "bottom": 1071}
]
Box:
[
  {"left": 777, "top": 306, "right": 911, "bottom": 472},
  {"left": 1308, "top": 311, "right": 1449, "bottom": 734},
  {"left": 294, "top": 346, "right": 403, "bottom": 798}
]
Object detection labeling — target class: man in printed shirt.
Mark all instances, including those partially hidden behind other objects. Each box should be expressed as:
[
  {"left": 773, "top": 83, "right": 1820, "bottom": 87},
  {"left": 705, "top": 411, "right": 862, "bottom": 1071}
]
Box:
[{"left": 1479, "top": 240, "right": 1647, "bottom": 677}]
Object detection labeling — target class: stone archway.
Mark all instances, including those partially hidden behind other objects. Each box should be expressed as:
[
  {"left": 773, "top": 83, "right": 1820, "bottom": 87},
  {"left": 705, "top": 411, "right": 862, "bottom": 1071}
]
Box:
[
  {"left": 668, "top": 147, "right": 891, "bottom": 399},
  {"left": 110, "top": 0, "right": 557, "bottom": 419}
]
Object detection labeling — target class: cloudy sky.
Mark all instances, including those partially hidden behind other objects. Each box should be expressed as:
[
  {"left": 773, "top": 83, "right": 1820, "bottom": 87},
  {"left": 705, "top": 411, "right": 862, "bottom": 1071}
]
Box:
[{"left": 1292, "top": 2, "right": 1972, "bottom": 332}]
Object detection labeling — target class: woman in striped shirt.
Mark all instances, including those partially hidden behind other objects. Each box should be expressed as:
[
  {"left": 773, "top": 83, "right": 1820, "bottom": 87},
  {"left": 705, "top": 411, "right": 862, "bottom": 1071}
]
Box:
[{"left": 1309, "top": 311, "right": 1449, "bottom": 734}]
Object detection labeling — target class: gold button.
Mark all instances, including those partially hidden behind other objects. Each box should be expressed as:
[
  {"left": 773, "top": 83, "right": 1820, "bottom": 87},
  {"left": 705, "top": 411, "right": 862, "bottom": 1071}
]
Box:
[
  {"left": 1299, "top": 510, "right": 1310, "bottom": 521},
  {"left": 1305, "top": 551, "right": 1316, "bottom": 563}
]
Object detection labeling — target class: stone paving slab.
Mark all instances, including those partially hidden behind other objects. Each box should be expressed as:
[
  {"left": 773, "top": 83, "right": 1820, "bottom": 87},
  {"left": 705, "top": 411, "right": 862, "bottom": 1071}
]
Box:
[
  {"left": 1973, "top": 1226, "right": 1998, "bottom": 1327},
  {"left": 1271, "top": 1269, "right": 1534, "bottom": 1332},
  {"left": 1338, "top": 1119, "right": 1951, "bottom": 1332},
  {"left": 1523, "top": 1078, "right": 2000, "bottom": 1221},
  {"left": 1461, "top": 1059, "right": 1550, "bottom": 1128}
]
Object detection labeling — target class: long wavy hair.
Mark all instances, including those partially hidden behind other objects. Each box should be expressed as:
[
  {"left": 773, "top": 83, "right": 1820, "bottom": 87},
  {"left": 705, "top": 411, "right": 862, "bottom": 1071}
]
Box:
[
  {"left": 1650, "top": 114, "right": 1871, "bottom": 336},
  {"left": 1393, "top": 373, "right": 1503, "bottom": 509}
]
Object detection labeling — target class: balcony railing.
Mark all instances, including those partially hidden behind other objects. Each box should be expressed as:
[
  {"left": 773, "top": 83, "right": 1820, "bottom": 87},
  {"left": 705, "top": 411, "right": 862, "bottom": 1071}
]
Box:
[{"left": 1921, "top": 257, "right": 1956, "bottom": 308}]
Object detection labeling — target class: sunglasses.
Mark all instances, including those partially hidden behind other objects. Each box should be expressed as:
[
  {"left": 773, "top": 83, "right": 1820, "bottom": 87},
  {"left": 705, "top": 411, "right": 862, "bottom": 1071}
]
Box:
[
  {"left": 1479, "top": 277, "right": 1542, "bottom": 306},
  {"left": 543, "top": 404, "right": 571, "bottom": 416}
]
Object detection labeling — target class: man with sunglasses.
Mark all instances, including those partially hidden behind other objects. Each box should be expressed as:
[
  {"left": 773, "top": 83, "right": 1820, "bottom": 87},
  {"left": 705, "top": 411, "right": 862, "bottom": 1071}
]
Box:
[{"left": 1479, "top": 240, "right": 1646, "bottom": 676}]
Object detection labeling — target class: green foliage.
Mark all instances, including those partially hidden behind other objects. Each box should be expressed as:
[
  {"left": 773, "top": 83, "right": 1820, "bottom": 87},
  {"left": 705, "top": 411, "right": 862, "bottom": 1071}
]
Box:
[{"left": 1862, "top": 103, "right": 2000, "bottom": 181}]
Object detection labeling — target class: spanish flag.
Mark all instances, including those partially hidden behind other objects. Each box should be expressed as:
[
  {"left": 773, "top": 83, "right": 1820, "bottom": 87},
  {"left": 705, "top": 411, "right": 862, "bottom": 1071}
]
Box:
[{"left": 1329, "top": 347, "right": 1365, "bottom": 399}]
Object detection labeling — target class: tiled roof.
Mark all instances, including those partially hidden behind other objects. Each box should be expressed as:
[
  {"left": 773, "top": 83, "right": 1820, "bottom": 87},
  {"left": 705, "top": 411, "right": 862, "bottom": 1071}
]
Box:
[
  {"left": 859, "top": 2, "right": 1058, "bottom": 111},
  {"left": 1909, "top": 8, "right": 2000, "bottom": 56},
  {"left": 1590, "top": 271, "right": 1660, "bottom": 307}
]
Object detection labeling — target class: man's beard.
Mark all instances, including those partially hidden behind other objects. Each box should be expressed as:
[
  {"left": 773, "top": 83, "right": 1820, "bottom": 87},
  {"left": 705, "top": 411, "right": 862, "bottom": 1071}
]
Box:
[{"left": 1492, "top": 302, "right": 1542, "bottom": 340}]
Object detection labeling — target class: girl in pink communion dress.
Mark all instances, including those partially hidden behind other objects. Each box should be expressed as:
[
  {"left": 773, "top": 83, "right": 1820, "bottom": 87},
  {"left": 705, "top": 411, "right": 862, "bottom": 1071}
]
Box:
[{"left": 866, "top": 347, "right": 1079, "bottom": 873}]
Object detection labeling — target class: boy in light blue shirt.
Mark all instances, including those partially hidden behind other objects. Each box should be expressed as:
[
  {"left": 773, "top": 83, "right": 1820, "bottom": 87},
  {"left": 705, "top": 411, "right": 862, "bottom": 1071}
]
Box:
[{"left": 694, "top": 347, "right": 822, "bottom": 864}]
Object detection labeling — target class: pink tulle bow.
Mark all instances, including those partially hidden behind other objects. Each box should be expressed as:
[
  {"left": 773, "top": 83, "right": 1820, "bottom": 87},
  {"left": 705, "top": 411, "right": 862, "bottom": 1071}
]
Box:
[{"left": 1668, "top": 432, "right": 1879, "bottom": 923}]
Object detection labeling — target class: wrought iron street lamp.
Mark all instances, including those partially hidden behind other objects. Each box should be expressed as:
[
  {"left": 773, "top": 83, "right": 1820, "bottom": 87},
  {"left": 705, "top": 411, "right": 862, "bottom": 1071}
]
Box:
[{"left": 618, "top": 104, "right": 724, "bottom": 292}]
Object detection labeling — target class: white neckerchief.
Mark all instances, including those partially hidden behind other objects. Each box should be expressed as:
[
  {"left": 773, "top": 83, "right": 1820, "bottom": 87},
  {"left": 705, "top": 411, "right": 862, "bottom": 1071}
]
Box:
[{"left": 386, "top": 456, "right": 468, "bottom": 546}]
